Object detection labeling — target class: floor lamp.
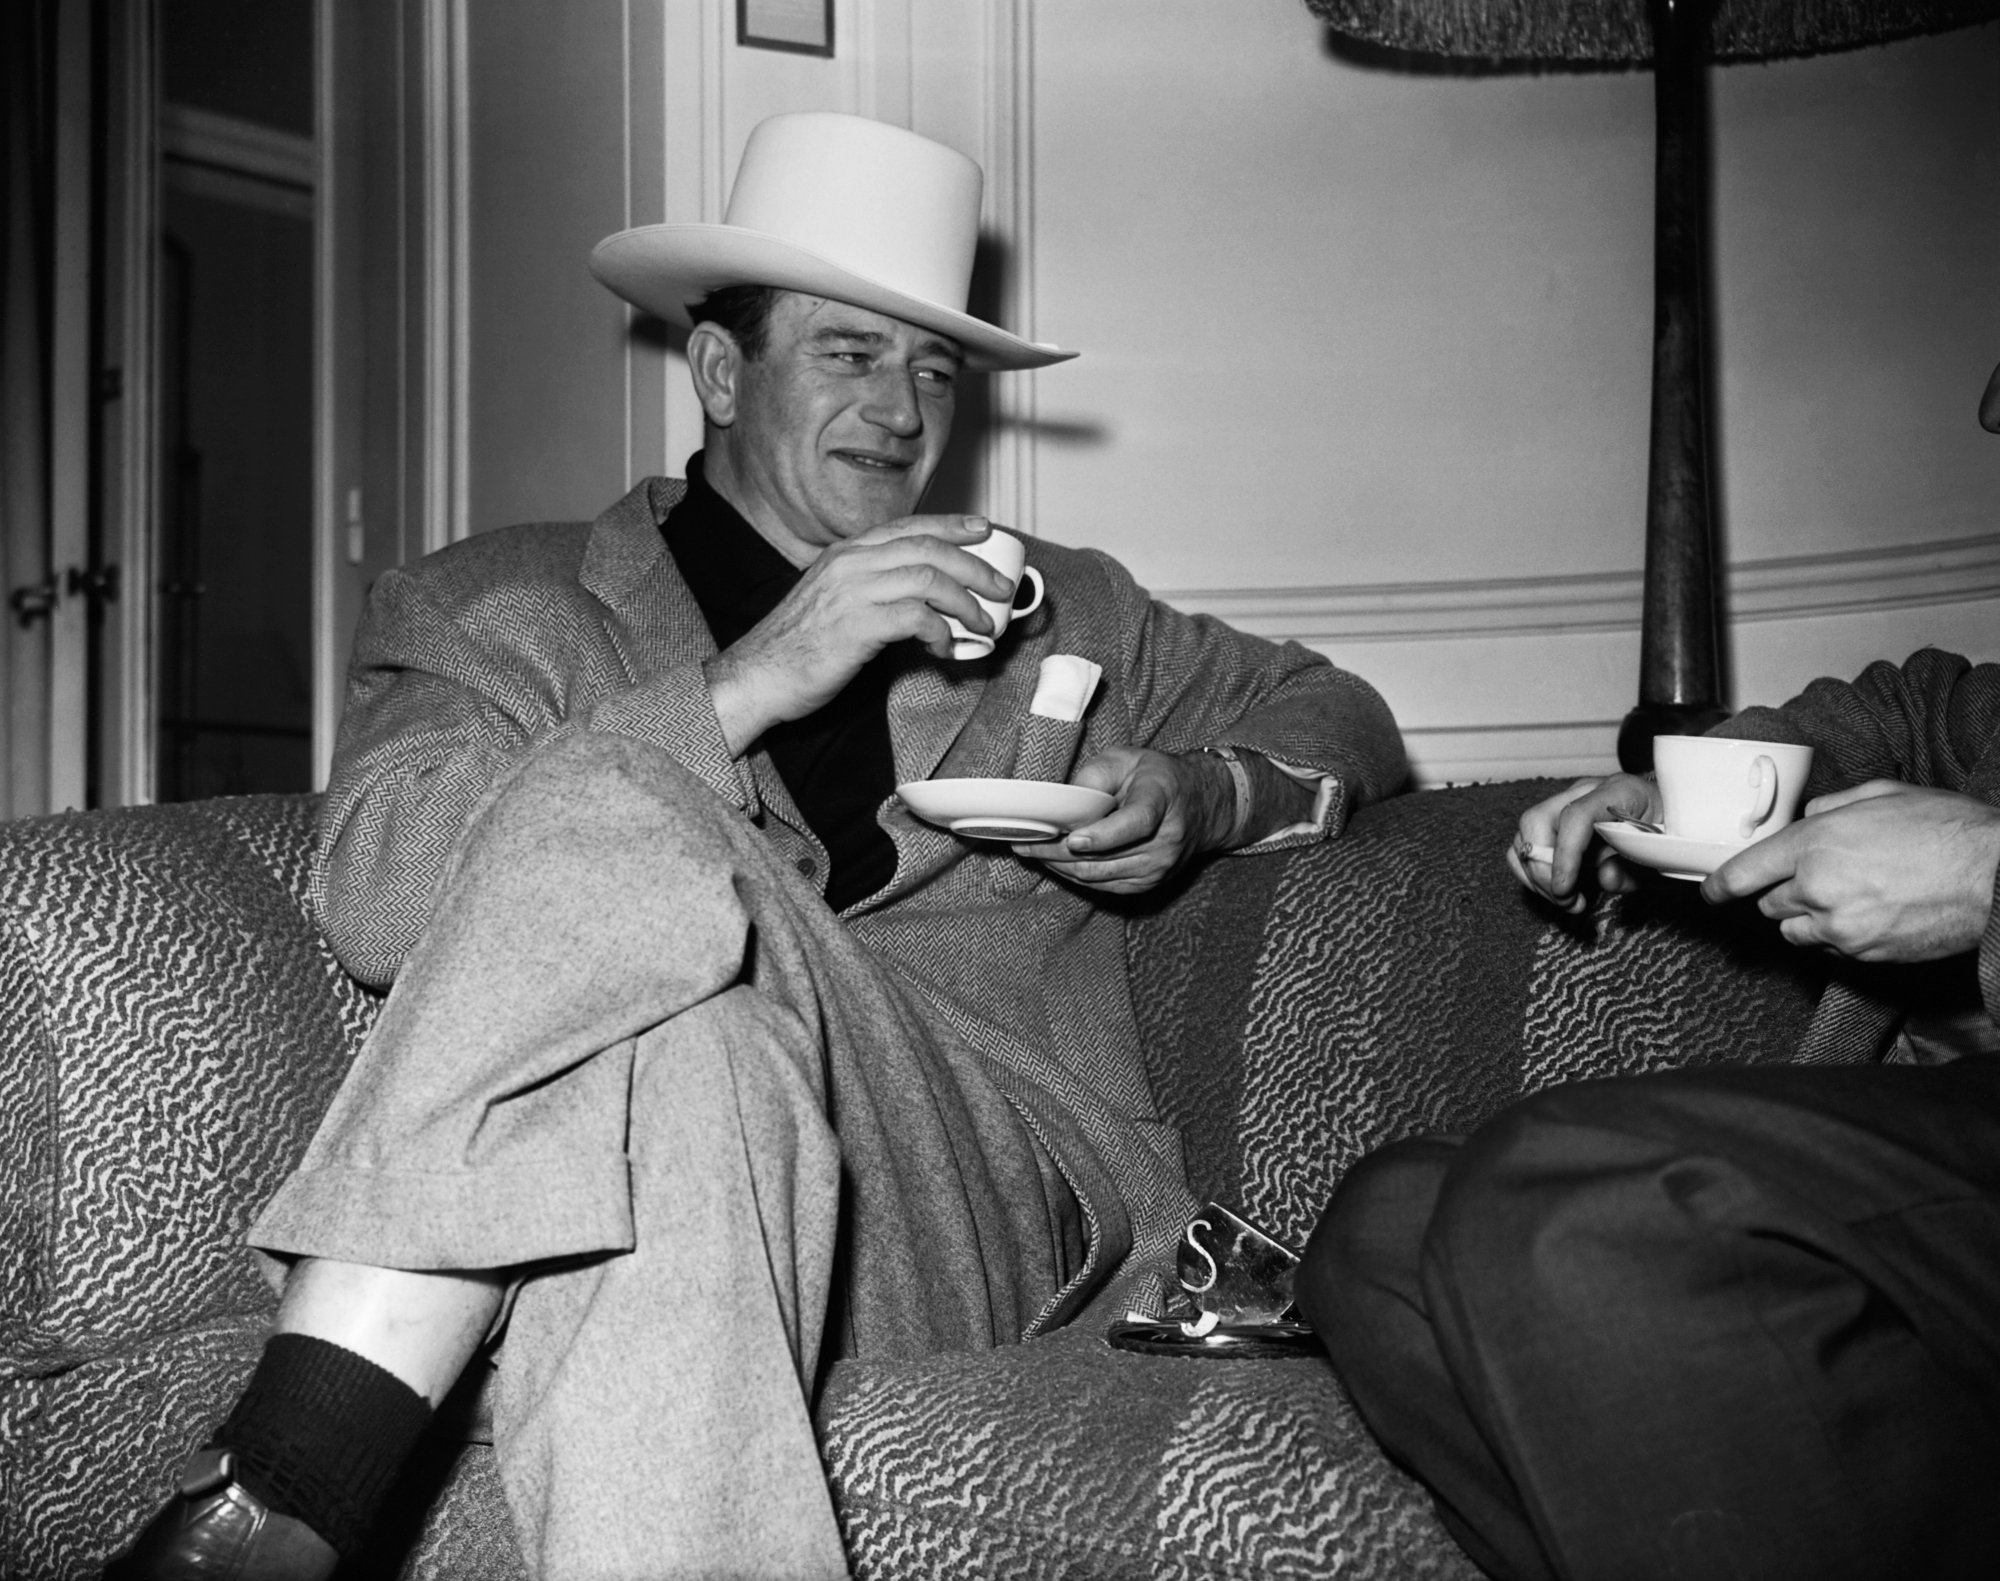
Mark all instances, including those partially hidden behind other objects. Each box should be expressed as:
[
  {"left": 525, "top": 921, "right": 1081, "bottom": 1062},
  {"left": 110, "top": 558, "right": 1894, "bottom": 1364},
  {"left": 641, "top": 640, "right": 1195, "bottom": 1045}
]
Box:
[{"left": 1303, "top": 0, "right": 1996, "bottom": 770}]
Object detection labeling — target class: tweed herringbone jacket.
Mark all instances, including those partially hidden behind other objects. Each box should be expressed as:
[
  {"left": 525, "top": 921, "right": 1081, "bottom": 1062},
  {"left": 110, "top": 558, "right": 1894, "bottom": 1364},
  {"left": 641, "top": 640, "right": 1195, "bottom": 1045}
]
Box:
[{"left": 310, "top": 476, "right": 1408, "bottom": 1326}]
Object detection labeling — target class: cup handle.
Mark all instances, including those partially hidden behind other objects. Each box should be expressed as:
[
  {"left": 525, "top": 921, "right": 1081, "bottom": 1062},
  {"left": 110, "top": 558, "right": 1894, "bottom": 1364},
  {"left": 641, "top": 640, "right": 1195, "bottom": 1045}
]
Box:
[
  {"left": 1741, "top": 754, "right": 1778, "bottom": 840},
  {"left": 1010, "top": 565, "right": 1045, "bottom": 616}
]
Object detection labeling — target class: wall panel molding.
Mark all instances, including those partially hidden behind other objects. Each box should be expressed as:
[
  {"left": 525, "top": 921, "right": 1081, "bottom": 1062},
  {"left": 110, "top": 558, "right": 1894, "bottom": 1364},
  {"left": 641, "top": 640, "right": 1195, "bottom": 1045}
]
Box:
[
  {"left": 1402, "top": 718, "right": 1622, "bottom": 787},
  {"left": 1160, "top": 532, "right": 2000, "bottom": 645},
  {"left": 420, "top": 0, "right": 469, "bottom": 549},
  {"left": 108, "top": 0, "right": 160, "bottom": 806},
  {"left": 982, "top": 0, "right": 1038, "bottom": 537}
]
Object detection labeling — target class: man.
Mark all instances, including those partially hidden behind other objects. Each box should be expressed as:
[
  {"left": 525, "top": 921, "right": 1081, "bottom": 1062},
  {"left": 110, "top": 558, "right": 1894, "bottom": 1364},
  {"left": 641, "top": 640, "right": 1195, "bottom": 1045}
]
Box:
[
  {"left": 1298, "top": 360, "right": 2000, "bottom": 1581},
  {"left": 113, "top": 113, "right": 1405, "bottom": 1579}
]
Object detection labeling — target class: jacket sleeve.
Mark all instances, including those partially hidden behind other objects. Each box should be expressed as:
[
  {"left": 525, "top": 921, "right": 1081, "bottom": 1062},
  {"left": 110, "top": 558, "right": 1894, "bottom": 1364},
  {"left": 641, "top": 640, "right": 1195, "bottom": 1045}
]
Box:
[
  {"left": 1713, "top": 647, "right": 2000, "bottom": 801},
  {"left": 1079, "top": 547, "right": 1408, "bottom": 850},
  {"left": 312, "top": 566, "right": 750, "bottom": 989},
  {"left": 1982, "top": 878, "right": 2000, "bottom": 1034}
]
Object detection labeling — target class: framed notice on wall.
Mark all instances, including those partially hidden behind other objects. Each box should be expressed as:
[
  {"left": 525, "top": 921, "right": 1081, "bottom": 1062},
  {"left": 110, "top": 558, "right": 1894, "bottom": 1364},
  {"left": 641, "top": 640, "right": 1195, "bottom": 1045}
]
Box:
[{"left": 738, "top": 0, "right": 834, "bottom": 57}]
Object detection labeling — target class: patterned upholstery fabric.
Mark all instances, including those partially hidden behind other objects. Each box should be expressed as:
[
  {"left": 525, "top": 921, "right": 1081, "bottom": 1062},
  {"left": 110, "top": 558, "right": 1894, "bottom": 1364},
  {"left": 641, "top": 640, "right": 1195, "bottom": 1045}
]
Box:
[
  {"left": 0, "top": 783, "right": 1828, "bottom": 1577},
  {"left": 821, "top": 1325, "right": 1479, "bottom": 1581},
  {"left": 816, "top": 781, "right": 1827, "bottom": 1578},
  {"left": 0, "top": 796, "right": 517, "bottom": 1578},
  {"left": 1132, "top": 779, "right": 1829, "bottom": 1250}
]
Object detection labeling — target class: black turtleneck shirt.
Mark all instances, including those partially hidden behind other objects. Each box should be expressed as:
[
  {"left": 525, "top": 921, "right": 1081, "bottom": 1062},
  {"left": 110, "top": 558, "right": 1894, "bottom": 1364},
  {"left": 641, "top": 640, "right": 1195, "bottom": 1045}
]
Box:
[{"left": 661, "top": 453, "right": 901, "bottom": 912}]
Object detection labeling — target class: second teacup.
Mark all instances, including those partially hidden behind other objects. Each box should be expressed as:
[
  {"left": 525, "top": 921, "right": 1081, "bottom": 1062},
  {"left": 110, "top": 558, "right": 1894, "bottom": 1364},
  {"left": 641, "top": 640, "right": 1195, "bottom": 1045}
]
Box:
[
  {"left": 946, "top": 529, "right": 1045, "bottom": 660},
  {"left": 1652, "top": 734, "right": 1815, "bottom": 845}
]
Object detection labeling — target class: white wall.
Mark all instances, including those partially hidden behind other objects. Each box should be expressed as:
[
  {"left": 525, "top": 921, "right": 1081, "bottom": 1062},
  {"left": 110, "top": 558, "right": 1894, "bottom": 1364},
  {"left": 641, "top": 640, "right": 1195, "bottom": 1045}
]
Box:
[
  {"left": 1026, "top": 1, "right": 2000, "bottom": 783},
  {"left": 450, "top": 0, "right": 2000, "bottom": 784}
]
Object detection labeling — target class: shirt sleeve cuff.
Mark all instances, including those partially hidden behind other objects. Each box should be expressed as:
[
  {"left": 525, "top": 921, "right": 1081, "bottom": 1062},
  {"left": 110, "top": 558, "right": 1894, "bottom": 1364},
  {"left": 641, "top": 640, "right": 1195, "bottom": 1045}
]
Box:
[{"left": 1232, "top": 756, "right": 1344, "bottom": 855}]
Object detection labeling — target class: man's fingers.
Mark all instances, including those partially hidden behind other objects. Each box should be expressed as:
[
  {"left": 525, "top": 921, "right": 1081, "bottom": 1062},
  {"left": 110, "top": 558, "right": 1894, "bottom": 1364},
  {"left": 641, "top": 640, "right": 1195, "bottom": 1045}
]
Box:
[
  {"left": 1065, "top": 800, "right": 1159, "bottom": 853},
  {"left": 1754, "top": 878, "right": 1806, "bottom": 921},
  {"left": 1067, "top": 754, "right": 1126, "bottom": 796},
  {"left": 908, "top": 608, "right": 962, "bottom": 661},
  {"left": 1527, "top": 775, "right": 1657, "bottom": 895},
  {"left": 833, "top": 558, "right": 998, "bottom": 638},
  {"left": 1518, "top": 778, "right": 1600, "bottom": 845},
  {"left": 1506, "top": 841, "right": 1588, "bottom": 913},
  {"left": 1777, "top": 913, "right": 1822, "bottom": 949},
  {"left": 1802, "top": 778, "right": 1906, "bottom": 817},
  {"left": 1596, "top": 855, "right": 1641, "bottom": 895},
  {"left": 851, "top": 539, "right": 1013, "bottom": 605},
  {"left": 1551, "top": 797, "right": 1610, "bottom": 891},
  {"left": 860, "top": 520, "right": 1023, "bottom": 608},
  {"left": 1700, "top": 822, "right": 1802, "bottom": 902},
  {"left": 856, "top": 512, "right": 992, "bottom": 546}
]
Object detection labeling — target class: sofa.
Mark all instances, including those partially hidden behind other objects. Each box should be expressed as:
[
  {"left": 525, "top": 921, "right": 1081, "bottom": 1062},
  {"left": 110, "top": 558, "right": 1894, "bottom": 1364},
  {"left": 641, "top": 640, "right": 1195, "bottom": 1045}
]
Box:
[{"left": 0, "top": 782, "right": 1832, "bottom": 1579}]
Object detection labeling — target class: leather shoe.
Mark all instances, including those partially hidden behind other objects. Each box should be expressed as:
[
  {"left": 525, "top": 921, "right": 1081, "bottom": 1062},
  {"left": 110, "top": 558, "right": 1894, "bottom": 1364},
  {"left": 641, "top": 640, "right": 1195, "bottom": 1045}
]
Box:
[{"left": 104, "top": 1447, "right": 339, "bottom": 1580}]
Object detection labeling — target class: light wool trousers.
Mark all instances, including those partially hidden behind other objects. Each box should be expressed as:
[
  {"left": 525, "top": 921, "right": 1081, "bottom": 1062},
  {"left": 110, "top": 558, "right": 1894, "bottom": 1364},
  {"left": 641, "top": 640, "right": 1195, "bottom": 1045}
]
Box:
[{"left": 253, "top": 732, "right": 1082, "bottom": 1579}]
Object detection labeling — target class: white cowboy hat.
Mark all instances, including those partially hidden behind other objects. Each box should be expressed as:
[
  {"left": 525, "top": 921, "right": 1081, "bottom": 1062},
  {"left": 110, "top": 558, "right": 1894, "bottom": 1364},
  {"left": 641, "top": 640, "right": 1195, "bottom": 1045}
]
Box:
[{"left": 589, "top": 112, "right": 1076, "bottom": 373}]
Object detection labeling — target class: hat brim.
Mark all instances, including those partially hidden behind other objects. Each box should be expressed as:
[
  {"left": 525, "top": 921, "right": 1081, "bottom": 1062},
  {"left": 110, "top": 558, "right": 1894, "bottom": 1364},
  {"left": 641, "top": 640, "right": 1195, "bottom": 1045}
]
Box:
[{"left": 589, "top": 224, "right": 1077, "bottom": 373}]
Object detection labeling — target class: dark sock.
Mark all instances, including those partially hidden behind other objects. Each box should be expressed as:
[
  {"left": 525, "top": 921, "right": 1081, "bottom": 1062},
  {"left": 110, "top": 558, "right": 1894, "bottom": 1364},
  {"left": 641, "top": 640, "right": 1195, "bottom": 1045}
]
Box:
[{"left": 216, "top": 1333, "right": 433, "bottom": 1558}]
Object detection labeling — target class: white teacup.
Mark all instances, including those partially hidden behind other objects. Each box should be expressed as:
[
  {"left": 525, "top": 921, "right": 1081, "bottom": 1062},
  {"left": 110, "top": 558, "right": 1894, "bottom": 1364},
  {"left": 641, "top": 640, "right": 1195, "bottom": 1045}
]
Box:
[
  {"left": 946, "top": 529, "right": 1044, "bottom": 660},
  {"left": 1652, "top": 735, "right": 1815, "bottom": 845}
]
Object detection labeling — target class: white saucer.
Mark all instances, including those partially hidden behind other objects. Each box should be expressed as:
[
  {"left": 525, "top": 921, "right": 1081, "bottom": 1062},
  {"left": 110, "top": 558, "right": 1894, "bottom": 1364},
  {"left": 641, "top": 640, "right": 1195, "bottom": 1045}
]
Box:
[
  {"left": 1594, "top": 820, "right": 1753, "bottom": 881},
  {"left": 897, "top": 777, "right": 1114, "bottom": 843}
]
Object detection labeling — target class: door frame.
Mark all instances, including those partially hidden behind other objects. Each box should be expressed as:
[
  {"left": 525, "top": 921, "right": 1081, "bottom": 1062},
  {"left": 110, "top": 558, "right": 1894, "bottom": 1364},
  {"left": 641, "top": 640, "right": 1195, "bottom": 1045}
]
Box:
[
  {"left": 41, "top": 0, "right": 103, "bottom": 812},
  {"left": 87, "top": 0, "right": 465, "bottom": 805},
  {"left": 97, "top": 0, "right": 156, "bottom": 809}
]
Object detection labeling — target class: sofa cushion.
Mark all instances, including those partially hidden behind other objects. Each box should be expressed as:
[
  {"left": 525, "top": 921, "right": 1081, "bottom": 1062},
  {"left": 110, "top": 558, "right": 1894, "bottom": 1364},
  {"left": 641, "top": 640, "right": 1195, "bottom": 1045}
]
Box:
[
  {"left": 0, "top": 1312, "right": 524, "bottom": 1580},
  {"left": 0, "top": 781, "right": 1840, "bottom": 1579},
  {"left": 0, "top": 795, "right": 377, "bottom": 1376},
  {"left": 1, "top": 1314, "right": 269, "bottom": 1572},
  {"left": 1132, "top": 780, "right": 1833, "bottom": 1251},
  {"left": 819, "top": 1324, "right": 1478, "bottom": 1581}
]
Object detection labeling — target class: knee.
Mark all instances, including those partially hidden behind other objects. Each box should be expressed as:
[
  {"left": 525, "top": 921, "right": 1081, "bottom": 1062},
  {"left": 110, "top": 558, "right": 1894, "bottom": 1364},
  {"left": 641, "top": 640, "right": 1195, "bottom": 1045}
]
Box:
[
  {"left": 1299, "top": 1138, "right": 1453, "bottom": 1356},
  {"left": 1423, "top": 1079, "right": 1718, "bottom": 1323},
  {"left": 489, "top": 730, "right": 722, "bottom": 839},
  {"left": 458, "top": 731, "right": 743, "bottom": 892}
]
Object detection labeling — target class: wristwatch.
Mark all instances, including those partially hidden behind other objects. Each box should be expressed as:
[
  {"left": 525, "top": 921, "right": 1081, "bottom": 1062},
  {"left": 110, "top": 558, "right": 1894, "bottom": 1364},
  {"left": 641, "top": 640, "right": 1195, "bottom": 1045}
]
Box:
[{"left": 1195, "top": 744, "right": 1253, "bottom": 848}]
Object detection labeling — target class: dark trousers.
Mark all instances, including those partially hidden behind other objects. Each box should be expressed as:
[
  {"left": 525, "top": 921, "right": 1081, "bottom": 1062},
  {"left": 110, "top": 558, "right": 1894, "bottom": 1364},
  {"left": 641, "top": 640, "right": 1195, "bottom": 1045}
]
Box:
[{"left": 1299, "top": 1059, "right": 2000, "bottom": 1581}]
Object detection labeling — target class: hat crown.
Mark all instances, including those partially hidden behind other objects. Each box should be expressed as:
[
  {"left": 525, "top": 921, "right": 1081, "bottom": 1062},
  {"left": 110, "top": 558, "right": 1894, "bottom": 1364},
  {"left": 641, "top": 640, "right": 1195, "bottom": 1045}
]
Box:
[{"left": 723, "top": 113, "right": 982, "bottom": 317}]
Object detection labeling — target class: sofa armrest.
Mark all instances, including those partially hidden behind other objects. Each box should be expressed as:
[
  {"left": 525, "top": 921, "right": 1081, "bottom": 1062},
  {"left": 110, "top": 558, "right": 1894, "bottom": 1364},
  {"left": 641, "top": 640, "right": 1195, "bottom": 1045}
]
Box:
[
  {"left": 0, "top": 795, "right": 377, "bottom": 1381},
  {"left": 1132, "top": 780, "right": 1832, "bottom": 1251}
]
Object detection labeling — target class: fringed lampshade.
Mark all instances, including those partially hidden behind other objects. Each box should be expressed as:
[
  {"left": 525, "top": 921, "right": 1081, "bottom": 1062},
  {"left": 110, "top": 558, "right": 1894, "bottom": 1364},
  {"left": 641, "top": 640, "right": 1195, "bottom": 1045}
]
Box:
[
  {"left": 1306, "top": 0, "right": 1994, "bottom": 62},
  {"left": 1305, "top": 0, "right": 1998, "bottom": 769}
]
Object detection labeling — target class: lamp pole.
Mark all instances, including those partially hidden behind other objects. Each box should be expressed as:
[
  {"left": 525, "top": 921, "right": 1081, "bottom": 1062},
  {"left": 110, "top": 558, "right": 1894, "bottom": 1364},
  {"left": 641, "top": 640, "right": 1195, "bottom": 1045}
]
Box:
[{"left": 1618, "top": 0, "right": 1730, "bottom": 771}]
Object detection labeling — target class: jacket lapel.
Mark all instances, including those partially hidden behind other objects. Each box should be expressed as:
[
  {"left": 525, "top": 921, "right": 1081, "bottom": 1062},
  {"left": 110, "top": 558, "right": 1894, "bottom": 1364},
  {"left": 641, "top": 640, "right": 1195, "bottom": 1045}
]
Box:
[
  {"left": 579, "top": 477, "right": 712, "bottom": 677},
  {"left": 888, "top": 660, "right": 993, "bottom": 787},
  {"left": 577, "top": 479, "right": 811, "bottom": 831}
]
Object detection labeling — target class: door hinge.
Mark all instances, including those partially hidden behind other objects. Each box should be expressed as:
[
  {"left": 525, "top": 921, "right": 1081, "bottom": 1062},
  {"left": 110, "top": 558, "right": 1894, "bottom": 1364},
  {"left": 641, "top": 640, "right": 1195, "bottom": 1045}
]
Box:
[{"left": 67, "top": 564, "right": 121, "bottom": 606}]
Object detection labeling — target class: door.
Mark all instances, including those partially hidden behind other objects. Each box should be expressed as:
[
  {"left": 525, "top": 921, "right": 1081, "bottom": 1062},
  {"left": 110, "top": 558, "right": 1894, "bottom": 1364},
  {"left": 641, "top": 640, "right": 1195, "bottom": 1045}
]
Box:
[
  {"left": 153, "top": 0, "right": 317, "bottom": 800},
  {"left": 8, "top": 0, "right": 477, "bottom": 812}
]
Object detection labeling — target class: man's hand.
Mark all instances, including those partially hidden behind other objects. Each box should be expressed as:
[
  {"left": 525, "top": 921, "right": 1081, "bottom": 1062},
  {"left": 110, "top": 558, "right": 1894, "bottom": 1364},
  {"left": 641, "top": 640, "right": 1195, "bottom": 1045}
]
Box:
[
  {"left": 1507, "top": 772, "right": 1662, "bottom": 913},
  {"left": 705, "top": 515, "right": 1014, "bottom": 756},
  {"left": 1702, "top": 780, "right": 2000, "bottom": 962},
  {"left": 1014, "top": 747, "right": 1234, "bottom": 896}
]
